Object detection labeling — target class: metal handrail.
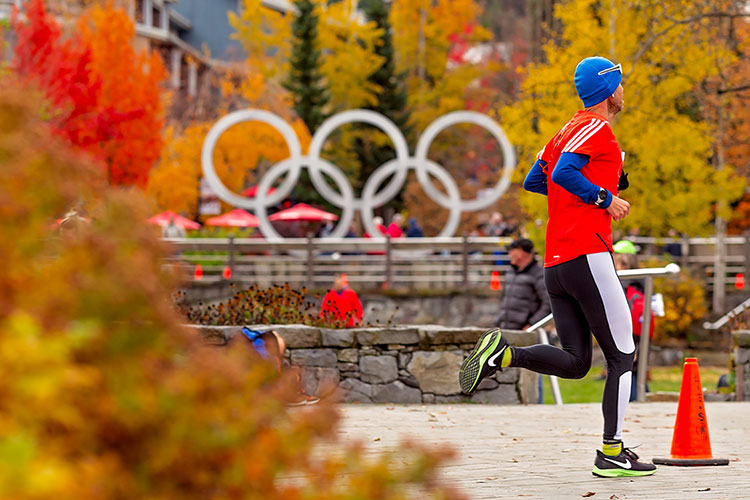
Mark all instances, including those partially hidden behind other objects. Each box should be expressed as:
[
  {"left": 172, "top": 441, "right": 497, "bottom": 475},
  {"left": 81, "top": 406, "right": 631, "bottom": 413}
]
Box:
[
  {"left": 526, "top": 264, "right": 681, "bottom": 332},
  {"left": 524, "top": 263, "right": 681, "bottom": 403},
  {"left": 703, "top": 296, "right": 750, "bottom": 330}
]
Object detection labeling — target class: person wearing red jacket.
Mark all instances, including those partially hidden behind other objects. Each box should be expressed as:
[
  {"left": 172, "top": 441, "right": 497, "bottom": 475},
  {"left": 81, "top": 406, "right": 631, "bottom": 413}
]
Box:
[{"left": 319, "top": 274, "right": 363, "bottom": 327}]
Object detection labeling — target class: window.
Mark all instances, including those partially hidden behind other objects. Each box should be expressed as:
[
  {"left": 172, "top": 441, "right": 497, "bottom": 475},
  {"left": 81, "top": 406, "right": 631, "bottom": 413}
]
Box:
[
  {"left": 152, "top": 5, "right": 161, "bottom": 28},
  {"left": 135, "top": 0, "right": 145, "bottom": 23}
]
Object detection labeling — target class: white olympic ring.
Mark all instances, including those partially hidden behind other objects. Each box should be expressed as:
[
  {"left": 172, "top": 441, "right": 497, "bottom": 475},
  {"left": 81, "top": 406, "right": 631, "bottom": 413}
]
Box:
[{"left": 201, "top": 109, "right": 516, "bottom": 239}]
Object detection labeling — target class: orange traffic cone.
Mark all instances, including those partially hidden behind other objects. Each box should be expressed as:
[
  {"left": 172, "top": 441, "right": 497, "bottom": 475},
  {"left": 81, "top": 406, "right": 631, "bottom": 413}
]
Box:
[
  {"left": 194, "top": 264, "right": 203, "bottom": 281},
  {"left": 653, "top": 358, "right": 729, "bottom": 466},
  {"left": 735, "top": 273, "right": 745, "bottom": 290},
  {"left": 490, "top": 270, "right": 501, "bottom": 291}
]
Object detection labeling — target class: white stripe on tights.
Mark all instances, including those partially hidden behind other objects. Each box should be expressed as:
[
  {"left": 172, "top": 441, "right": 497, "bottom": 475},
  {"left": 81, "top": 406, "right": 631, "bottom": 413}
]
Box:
[
  {"left": 586, "top": 252, "right": 635, "bottom": 354},
  {"left": 615, "top": 371, "right": 632, "bottom": 440}
]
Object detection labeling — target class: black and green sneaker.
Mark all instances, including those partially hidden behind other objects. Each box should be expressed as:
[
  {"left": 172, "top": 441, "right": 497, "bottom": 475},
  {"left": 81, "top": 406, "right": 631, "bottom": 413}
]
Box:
[
  {"left": 592, "top": 448, "right": 657, "bottom": 477},
  {"left": 458, "top": 328, "right": 509, "bottom": 395}
]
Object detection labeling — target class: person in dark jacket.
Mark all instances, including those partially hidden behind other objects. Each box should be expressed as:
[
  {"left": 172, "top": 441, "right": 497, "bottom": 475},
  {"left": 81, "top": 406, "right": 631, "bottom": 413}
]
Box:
[{"left": 494, "top": 238, "right": 551, "bottom": 330}]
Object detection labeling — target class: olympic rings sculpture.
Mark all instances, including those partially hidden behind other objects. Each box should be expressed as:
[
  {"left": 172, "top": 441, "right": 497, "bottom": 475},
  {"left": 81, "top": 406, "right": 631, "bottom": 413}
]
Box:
[{"left": 201, "top": 109, "right": 516, "bottom": 240}]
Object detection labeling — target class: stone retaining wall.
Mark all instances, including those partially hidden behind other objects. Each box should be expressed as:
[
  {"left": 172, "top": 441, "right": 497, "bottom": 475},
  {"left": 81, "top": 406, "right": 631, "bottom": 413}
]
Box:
[
  {"left": 192, "top": 324, "right": 540, "bottom": 404},
  {"left": 734, "top": 330, "right": 750, "bottom": 401}
]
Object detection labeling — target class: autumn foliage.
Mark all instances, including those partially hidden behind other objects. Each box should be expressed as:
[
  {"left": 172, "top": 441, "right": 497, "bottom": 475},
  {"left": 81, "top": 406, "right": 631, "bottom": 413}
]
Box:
[
  {"left": 11, "top": 0, "right": 164, "bottom": 187},
  {"left": 0, "top": 83, "right": 462, "bottom": 499}
]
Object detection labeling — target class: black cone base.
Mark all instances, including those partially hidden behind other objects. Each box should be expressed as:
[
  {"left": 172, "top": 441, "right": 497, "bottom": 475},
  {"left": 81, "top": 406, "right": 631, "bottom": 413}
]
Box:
[{"left": 652, "top": 457, "right": 730, "bottom": 466}]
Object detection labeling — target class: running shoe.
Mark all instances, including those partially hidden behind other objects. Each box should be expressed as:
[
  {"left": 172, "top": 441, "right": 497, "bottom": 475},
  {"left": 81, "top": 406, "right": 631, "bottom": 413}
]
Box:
[
  {"left": 459, "top": 328, "right": 509, "bottom": 395},
  {"left": 592, "top": 448, "right": 657, "bottom": 477},
  {"left": 288, "top": 392, "right": 320, "bottom": 407}
]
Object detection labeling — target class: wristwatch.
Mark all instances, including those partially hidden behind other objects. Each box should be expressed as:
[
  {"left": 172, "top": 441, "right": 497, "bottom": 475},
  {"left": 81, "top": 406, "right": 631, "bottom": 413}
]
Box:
[{"left": 594, "top": 188, "right": 608, "bottom": 206}]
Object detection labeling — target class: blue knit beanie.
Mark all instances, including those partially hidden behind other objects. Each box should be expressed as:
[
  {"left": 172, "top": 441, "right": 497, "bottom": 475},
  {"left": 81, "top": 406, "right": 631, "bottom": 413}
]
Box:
[{"left": 574, "top": 56, "right": 622, "bottom": 108}]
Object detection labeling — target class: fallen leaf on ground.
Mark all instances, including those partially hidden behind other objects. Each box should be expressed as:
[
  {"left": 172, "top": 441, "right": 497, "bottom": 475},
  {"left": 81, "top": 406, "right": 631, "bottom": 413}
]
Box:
[
  {"left": 373, "top": 437, "right": 381, "bottom": 441},
  {"left": 582, "top": 492, "right": 596, "bottom": 498}
]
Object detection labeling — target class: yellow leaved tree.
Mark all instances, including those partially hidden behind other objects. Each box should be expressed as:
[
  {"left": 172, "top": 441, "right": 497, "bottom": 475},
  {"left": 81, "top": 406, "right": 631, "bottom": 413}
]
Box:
[
  {"left": 0, "top": 81, "right": 463, "bottom": 500},
  {"left": 318, "top": 0, "right": 385, "bottom": 110},
  {"left": 148, "top": 118, "right": 311, "bottom": 217},
  {"left": 231, "top": 0, "right": 385, "bottom": 111},
  {"left": 391, "top": 0, "right": 493, "bottom": 130},
  {"left": 500, "top": 0, "right": 745, "bottom": 244},
  {"left": 149, "top": 0, "right": 387, "bottom": 216},
  {"left": 390, "top": 0, "right": 511, "bottom": 234}
]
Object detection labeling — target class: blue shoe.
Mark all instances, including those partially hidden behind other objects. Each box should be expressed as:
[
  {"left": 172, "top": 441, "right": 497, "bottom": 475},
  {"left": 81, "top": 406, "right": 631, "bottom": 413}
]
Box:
[{"left": 459, "top": 328, "right": 508, "bottom": 395}]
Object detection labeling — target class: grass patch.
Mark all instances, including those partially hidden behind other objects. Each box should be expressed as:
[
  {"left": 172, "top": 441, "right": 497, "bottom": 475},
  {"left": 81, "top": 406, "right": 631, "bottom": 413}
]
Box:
[{"left": 541, "top": 365, "right": 726, "bottom": 404}]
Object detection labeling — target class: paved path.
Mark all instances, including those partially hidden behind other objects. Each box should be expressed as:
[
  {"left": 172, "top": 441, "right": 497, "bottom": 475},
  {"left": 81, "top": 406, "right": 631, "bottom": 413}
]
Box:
[{"left": 335, "top": 402, "right": 750, "bottom": 500}]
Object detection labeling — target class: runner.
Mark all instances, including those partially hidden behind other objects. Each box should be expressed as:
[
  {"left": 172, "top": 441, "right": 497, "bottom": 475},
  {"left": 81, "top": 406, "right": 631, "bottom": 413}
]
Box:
[{"left": 459, "top": 56, "right": 656, "bottom": 477}]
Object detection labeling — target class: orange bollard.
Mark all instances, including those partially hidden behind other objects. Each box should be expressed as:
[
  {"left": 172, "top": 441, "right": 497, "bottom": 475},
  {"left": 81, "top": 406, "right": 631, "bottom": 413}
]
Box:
[
  {"left": 653, "top": 358, "right": 729, "bottom": 466},
  {"left": 490, "top": 270, "right": 501, "bottom": 291},
  {"left": 194, "top": 263, "right": 203, "bottom": 281}
]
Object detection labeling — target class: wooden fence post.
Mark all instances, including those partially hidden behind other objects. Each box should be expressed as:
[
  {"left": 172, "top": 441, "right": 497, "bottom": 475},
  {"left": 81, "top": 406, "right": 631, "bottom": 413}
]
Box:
[
  {"left": 462, "top": 233, "right": 469, "bottom": 291},
  {"left": 680, "top": 236, "right": 689, "bottom": 270},
  {"left": 385, "top": 235, "right": 392, "bottom": 289},
  {"left": 713, "top": 219, "right": 727, "bottom": 314},
  {"left": 306, "top": 233, "right": 314, "bottom": 290},
  {"left": 227, "top": 235, "right": 235, "bottom": 280}
]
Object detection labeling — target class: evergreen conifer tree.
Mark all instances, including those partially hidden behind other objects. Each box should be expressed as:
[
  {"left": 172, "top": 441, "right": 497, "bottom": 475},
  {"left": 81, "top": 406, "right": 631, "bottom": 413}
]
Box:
[
  {"left": 283, "top": 0, "right": 330, "bottom": 134},
  {"left": 356, "top": 0, "right": 411, "bottom": 195},
  {"left": 283, "top": 0, "right": 331, "bottom": 211}
]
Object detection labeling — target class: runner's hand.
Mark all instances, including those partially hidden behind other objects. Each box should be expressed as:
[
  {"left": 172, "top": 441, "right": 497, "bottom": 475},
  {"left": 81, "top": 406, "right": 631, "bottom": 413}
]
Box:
[{"left": 607, "top": 196, "right": 630, "bottom": 221}]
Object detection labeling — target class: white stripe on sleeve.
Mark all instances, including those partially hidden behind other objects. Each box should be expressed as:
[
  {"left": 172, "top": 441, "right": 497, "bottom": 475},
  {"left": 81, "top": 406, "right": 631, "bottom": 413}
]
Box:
[
  {"left": 561, "top": 119, "right": 599, "bottom": 153},
  {"left": 565, "top": 121, "right": 606, "bottom": 153}
]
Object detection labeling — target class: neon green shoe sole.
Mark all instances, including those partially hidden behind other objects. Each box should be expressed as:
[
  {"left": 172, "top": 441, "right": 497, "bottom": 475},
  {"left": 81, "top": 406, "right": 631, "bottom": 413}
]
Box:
[
  {"left": 458, "top": 328, "right": 507, "bottom": 395},
  {"left": 592, "top": 466, "right": 656, "bottom": 477}
]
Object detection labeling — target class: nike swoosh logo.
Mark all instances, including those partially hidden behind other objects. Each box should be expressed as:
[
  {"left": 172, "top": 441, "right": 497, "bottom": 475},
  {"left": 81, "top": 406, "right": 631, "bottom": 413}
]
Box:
[
  {"left": 604, "top": 457, "right": 631, "bottom": 469},
  {"left": 487, "top": 346, "right": 507, "bottom": 367}
]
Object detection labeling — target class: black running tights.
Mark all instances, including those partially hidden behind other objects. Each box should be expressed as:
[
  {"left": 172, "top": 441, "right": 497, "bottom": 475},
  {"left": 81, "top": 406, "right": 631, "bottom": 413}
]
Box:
[{"left": 509, "top": 252, "right": 635, "bottom": 441}]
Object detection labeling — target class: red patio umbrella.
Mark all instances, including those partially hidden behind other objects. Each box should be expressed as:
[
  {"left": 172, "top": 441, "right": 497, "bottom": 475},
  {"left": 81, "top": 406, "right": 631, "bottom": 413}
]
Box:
[
  {"left": 205, "top": 209, "right": 259, "bottom": 228},
  {"left": 147, "top": 210, "right": 201, "bottom": 230},
  {"left": 242, "top": 185, "right": 277, "bottom": 197},
  {"left": 268, "top": 203, "right": 338, "bottom": 222}
]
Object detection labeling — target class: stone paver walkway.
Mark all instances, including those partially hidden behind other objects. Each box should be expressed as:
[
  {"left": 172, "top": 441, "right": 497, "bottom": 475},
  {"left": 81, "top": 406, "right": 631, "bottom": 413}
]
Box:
[{"left": 336, "top": 402, "right": 750, "bottom": 500}]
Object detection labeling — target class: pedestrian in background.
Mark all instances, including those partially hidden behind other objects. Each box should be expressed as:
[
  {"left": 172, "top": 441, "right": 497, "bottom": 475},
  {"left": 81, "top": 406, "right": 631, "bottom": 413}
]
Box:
[
  {"left": 494, "top": 238, "right": 550, "bottom": 330},
  {"left": 386, "top": 213, "right": 404, "bottom": 238},
  {"left": 612, "top": 239, "right": 655, "bottom": 402},
  {"left": 319, "top": 274, "right": 363, "bottom": 327},
  {"left": 406, "top": 217, "right": 424, "bottom": 237}
]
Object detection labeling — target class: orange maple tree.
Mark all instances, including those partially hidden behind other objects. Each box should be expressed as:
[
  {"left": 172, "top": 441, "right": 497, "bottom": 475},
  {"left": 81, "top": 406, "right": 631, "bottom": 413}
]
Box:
[{"left": 11, "top": 0, "right": 164, "bottom": 187}]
